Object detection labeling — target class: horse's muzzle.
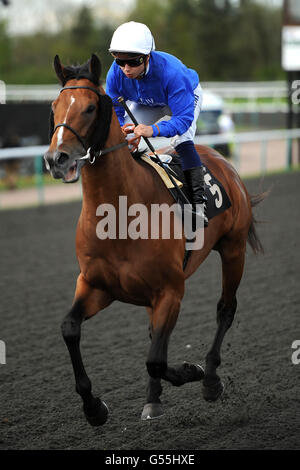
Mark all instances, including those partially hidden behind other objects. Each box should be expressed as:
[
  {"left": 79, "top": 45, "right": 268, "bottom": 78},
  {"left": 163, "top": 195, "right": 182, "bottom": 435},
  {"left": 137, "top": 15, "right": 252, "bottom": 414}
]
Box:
[
  {"left": 44, "top": 150, "right": 66, "bottom": 178},
  {"left": 44, "top": 150, "right": 84, "bottom": 183}
]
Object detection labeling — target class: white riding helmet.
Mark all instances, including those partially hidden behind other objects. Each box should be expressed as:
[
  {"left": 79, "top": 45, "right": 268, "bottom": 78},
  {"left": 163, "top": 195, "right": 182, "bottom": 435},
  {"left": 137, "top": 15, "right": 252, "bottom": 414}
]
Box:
[{"left": 109, "top": 21, "right": 155, "bottom": 55}]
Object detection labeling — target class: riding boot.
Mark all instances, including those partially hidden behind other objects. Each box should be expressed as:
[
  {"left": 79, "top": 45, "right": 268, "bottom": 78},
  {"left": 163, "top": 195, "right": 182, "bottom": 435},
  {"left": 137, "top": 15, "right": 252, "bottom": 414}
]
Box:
[{"left": 183, "top": 166, "right": 208, "bottom": 228}]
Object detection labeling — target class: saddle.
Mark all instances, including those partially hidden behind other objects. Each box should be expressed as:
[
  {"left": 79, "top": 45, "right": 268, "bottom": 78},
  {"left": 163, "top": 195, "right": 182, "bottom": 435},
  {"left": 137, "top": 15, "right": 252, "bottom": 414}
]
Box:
[
  {"left": 136, "top": 150, "right": 231, "bottom": 268},
  {"left": 140, "top": 152, "right": 231, "bottom": 221}
]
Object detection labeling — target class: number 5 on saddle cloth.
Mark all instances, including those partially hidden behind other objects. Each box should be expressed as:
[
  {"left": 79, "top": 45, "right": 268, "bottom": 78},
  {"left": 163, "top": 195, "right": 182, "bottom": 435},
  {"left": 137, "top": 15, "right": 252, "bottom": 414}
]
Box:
[{"left": 140, "top": 152, "right": 231, "bottom": 221}]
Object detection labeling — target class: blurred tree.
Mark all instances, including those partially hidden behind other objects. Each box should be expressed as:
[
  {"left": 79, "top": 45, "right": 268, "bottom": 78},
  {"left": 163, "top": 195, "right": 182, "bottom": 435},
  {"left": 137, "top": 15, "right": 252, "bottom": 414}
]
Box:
[
  {"left": 11, "top": 32, "right": 57, "bottom": 83},
  {"left": 164, "top": 0, "right": 198, "bottom": 70},
  {"left": 195, "top": 0, "right": 236, "bottom": 79},
  {"left": 96, "top": 24, "right": 116, "bottom": 76},
  {"left": 126, "top": 0, "right": 283, "bottom": 81},
  {"left": 57, "top": 6, "right": 114, "bottom": 80},
  {"left": 70, "top": 5, "right": 94, "bottom": 45},
  {"left": 0, "top": 6, "right": 114, "bottom": 84},
  {"left": 127, "top": 0, "right": 170, "bottom": 50},
  {"left": 0, "top": 20, "right": 12, "bottom": 79},
  {"left": 0, "top": 0, "right": 284, "bottom": 84},
  {"left": 226, "top": 0, "right": 282, "bottom": 79}
]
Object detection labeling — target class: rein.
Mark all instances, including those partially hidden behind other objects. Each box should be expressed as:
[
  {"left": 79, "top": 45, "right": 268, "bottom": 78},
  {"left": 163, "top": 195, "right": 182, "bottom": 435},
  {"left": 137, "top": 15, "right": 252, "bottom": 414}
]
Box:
[
  {"left": 53, "top": 85, "right": 127, "bottom": 163},
  {"left": 79, "top": 142, "right": 128, "bottom": 164}
]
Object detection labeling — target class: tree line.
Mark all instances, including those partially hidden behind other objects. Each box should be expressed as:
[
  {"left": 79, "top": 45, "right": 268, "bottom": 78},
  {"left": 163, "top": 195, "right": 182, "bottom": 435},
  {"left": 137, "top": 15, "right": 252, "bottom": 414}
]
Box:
[{"left": 0, "top": 0, "right": 283, "bottom": 84}]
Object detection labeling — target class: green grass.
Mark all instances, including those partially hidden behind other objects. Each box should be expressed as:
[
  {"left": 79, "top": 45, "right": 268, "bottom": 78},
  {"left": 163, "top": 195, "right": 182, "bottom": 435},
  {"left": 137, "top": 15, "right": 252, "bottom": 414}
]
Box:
[
  {"left": 0, "top": 174, "right": 61, "bottom": 191},
  {"left": 225, "top": 97, "right": 287, "bottom": 105},
  {"left": 240, "top": 164, "right": 300, "bottom": 181}
]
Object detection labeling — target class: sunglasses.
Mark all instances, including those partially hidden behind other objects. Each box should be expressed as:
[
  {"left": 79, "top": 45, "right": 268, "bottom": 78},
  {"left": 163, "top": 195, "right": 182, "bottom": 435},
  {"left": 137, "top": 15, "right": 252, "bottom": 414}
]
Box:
[{"left": 115, "top": 56, "right": 144, "bottom": 68}]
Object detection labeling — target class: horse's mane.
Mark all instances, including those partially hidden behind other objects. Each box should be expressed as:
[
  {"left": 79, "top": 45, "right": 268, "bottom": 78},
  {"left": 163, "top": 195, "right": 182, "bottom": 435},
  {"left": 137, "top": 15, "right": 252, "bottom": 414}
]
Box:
[{"left": 62, "top": 61, "right": 101, "bottom": 86}]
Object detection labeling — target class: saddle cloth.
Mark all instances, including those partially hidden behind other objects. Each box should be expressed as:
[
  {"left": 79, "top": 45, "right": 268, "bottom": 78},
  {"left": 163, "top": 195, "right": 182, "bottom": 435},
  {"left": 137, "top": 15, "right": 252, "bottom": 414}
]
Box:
[{"left": 141, "top": 153, "right": 231, "bottom": 221}]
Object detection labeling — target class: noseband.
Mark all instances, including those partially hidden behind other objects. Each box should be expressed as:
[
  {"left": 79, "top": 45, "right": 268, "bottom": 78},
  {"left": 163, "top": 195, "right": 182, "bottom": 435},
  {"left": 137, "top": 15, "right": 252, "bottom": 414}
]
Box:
[{"left": 53, "top": 85, "right": 127, "bottom": 163}]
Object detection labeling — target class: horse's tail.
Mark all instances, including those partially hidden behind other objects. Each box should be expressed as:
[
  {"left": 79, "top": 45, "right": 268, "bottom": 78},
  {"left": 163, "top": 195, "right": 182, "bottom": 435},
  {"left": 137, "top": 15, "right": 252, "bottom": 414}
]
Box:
[{"left": 247, "top": 191, "right": 269, "bottom": 254}]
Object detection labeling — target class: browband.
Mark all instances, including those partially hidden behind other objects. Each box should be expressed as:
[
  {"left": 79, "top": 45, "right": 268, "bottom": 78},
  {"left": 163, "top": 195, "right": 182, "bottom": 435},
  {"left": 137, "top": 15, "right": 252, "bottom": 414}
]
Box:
[{"left": 59, "top": 85, "right": 103, "bottom": 99}]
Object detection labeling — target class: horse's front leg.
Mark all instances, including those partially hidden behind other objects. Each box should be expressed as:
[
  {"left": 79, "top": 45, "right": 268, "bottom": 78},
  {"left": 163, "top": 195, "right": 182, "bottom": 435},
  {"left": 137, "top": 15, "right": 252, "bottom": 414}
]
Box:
[{"left": 61, "top": 274, "right": 113, "bottom": 426}]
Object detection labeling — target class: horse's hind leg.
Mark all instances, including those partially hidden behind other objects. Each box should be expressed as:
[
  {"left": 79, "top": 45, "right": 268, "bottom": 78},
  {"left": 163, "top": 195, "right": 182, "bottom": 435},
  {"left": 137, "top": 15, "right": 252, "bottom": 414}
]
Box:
[
  {"left": 142, "top": 307, "right": 164, "bottom": 420},
  {"left": 143, "top": 288, "right": 204, "bottom": 419},
  {"left": 143, "top": 292, "right": 181, "bottom": 419},
  {"left": 203, "top": 238, "right": 246, "bottom": 402},
  {"left": 61, "top": 274, "right": 112, "bottom": 426}
]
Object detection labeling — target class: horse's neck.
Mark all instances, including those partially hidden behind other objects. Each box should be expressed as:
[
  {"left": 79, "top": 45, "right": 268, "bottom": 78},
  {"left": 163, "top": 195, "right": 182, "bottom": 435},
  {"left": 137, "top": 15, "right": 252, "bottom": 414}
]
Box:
[{"left": 80, "top": 113, "right": 144, "bottom": 208}]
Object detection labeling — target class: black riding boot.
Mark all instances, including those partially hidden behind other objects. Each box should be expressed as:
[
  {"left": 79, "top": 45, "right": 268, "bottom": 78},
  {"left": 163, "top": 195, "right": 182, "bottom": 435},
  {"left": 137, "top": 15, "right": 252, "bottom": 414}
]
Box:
[{"left": 183, "top": 166, "right": 208, "bottom": 228}]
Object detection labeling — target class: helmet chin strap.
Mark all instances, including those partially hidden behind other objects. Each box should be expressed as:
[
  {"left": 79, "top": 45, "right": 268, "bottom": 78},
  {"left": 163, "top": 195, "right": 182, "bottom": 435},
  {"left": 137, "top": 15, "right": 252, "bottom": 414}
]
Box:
[{"left": 136, "top": 55, "right": 149, "bottom": 80}]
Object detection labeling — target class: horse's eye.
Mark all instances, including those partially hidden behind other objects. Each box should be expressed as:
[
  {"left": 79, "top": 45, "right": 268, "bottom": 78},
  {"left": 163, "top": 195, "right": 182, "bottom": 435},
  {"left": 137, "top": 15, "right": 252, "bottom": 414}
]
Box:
[{"left": 85, "top": 104, "right": 96, "bottom": 114}]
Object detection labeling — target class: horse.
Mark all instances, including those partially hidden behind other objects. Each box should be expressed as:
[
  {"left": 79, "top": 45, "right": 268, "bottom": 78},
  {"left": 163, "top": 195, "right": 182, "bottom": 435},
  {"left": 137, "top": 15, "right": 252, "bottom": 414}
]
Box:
[{"left": 44, "top": 53, "right": 265, "bottom": 426}]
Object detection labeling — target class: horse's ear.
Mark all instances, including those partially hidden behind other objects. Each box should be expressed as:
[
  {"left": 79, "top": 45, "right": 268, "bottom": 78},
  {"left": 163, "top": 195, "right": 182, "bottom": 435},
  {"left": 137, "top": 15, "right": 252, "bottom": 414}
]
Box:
[
  {"left": 54, "top": 55, "right": 67, "bottom": 85},
  {"left": 89, "top": 54, "right": 101, "bottom": 81}
]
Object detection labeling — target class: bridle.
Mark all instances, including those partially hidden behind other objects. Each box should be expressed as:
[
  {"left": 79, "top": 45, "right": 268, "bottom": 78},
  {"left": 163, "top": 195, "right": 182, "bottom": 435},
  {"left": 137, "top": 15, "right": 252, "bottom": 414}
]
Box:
[{"left": 53, "top": 85, "right": 127, "bottom": 164}]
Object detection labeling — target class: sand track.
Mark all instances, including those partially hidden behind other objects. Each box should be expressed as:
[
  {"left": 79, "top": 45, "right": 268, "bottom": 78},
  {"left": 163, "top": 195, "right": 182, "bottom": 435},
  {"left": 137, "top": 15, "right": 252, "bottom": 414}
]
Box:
[{"left": 0, "top": 171, "right": 299, "bottom": 450}]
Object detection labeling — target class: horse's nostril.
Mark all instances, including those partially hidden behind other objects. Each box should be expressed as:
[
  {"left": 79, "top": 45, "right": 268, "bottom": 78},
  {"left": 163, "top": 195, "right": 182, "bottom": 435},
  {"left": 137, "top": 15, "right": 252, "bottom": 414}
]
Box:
[{"left": 56, "top": 152, "right": 69, "bottom": 166}]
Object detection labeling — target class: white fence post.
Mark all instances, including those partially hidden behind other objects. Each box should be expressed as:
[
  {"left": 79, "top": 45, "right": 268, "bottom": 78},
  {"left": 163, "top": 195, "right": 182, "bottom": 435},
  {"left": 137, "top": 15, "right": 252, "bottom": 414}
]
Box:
[
  {"left": 0, "top": 340, "right": 6, "bottom": 365},
  {"left": 0, "top": 80, "right": 6, "bottom": 104},
  {"left": 260, "top": 140, "right": 268, "bottom": 174}
]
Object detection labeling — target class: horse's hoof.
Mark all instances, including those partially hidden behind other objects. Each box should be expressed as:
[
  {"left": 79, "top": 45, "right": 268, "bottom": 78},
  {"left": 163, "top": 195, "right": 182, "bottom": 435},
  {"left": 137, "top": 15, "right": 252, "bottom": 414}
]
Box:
[
  {"left": 84, "top": 398, "right": 108, "bottom": 426},
  {"left": 184, "top": 362, "right": 205, "bottom": 382},
  {"left": 174, "top": 362, "right": 204, "bottom": 385},
  {"left": 141, "top": 403, "right": 164, "bottom": 421},
  {"left": 202, "top": 380, "right": 224, "bottom": 402}
]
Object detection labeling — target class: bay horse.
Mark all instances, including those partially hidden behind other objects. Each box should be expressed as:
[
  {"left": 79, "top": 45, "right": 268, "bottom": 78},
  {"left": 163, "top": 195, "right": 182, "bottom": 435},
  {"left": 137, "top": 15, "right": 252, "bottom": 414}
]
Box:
[{"left": 44, "top": 54, "right": 265, "bottom": 426}]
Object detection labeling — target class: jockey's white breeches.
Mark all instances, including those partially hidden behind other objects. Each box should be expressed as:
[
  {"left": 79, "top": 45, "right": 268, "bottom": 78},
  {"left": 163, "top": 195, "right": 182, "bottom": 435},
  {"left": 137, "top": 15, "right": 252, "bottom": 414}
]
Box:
[{"left": 124, "top": 84, "right": 203, "bottom": 148}]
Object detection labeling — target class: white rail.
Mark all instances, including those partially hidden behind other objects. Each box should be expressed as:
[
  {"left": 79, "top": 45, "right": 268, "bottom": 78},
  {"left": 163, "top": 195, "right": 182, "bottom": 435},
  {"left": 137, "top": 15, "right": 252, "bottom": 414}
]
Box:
[
  {"left": 0, "top": 128, "right": 299, "bottom": 208},
  {"left": 202, "top": 81, "right": 287, "bottom": 99},
  {"left": 0, "top": 128, "right": 300, "bottom": 160},
  {"left": 0, "top": 145, "right": 49, "bottom": 160},
  {"left": 4, "top": 84, "right": 60, "bottom": 102},
  {"left": 3, "top": 81, "right": 288, "bottom": 102}
]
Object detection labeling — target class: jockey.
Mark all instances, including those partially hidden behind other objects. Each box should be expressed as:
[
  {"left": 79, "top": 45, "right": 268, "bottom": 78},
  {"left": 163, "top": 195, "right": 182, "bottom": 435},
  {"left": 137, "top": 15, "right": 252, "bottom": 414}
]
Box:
[{"left": 106, "top": 21, "right": 208, "bottom": 226}]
